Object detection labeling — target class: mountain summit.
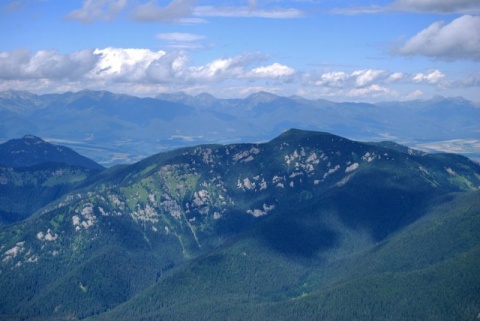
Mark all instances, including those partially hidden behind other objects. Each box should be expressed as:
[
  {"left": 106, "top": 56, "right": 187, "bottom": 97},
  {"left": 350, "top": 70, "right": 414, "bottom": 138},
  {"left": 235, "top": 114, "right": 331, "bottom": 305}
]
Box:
[{"left": 0, "top": 135, "right": 104, "bottom": 170}]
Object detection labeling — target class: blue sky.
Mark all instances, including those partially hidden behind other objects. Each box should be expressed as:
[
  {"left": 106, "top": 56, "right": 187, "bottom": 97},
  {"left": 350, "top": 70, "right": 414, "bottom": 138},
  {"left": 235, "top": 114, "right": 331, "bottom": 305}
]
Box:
[{"left": 1, "top": 0, "right": 479, "bottom": 102}]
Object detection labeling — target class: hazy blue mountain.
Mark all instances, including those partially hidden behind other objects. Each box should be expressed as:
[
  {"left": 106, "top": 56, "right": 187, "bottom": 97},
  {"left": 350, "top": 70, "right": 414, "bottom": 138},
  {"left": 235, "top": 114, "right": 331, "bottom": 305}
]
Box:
[
  {"left": 1, "top": 90, "right": 479, "bottom": 165},
  {"left": 0, "top": 129, "right": 479, "bottom": 320}
]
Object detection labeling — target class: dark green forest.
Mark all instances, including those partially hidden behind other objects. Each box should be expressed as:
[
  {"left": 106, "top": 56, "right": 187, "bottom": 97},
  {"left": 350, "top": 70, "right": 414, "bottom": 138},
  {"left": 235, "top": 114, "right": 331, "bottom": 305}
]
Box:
[{"left": 0, "top": 130, "right": 479, "bottom": 320}]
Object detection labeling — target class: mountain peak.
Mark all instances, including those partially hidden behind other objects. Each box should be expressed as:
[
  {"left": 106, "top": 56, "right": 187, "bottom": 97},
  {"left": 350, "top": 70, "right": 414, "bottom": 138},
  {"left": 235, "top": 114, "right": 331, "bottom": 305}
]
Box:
[
  {"left": 0, "top": 90, "right": 38, "bottom": 100},
  {"left": 272, "top": 128, "right": 337, "bottom": 143},
  {"left": 246, "top": 91, "right": 279, "bottom": 103},
  {"left": 0, "top": 135, "right": 104, "bottom": 170},
  {"left": 156, "top": 91, "right": 192, "bottom": 102},
  {"left": 194, "top": 92, "right": 217, "bottom": 102},
  {"left": 21, "top": 135, "right": 45, "bottom": 143},
  {"left": 427, "top": 95, "right": 473, "bottom": 106}
]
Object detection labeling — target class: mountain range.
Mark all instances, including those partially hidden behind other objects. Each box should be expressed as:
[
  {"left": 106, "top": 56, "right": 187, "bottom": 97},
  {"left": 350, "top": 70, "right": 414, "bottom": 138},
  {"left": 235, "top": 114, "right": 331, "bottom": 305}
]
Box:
[
  {"left": 0, "top": 129, "right": 479, "bottom": 320},
  {"left": 1, "top": 90, "right": 479, "bottom": 166}
]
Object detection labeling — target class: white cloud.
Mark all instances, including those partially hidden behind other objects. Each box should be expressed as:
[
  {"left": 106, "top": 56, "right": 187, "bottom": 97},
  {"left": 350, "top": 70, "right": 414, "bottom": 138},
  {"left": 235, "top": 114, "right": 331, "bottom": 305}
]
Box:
[
  {"left": 66, "top": 0, "right": 127, "bottom": 23},
  {"left": 0, "top": 49, "right": 99, "bottom": 80},
  {"left": 456, "top": 73, "right": 480, "bottom": 87},
  {"left": 89, "top": 48, "right": 166, "bottom": 82},
  {"left": 194, "top": 5, "right": 304, "bottom": 18},
  {"left": 389, "top": 0, "right": 480, "bottom": 14},
  {"left": 412, "top": 70, "right": 445, "bottom": 84},
  {"left": 315, "top": 71, "right": 349, "bottom": 87},
  {"left": 156, "top": 32, "right": 206, "bottom": 50},
  {"left": 145, "top": 51, "right": 189, "bottom": 82},
  {"left": 386, "top": 72, "right": 404, "bottom": 83},
  {"left": 352, "top": 69, "right": 386, "bottom": 87},
  {"left": 0, "top": 47, "right": 474, "bottom": 101},
  {"left": 249, "top": 63, "right": 295, "bottom": 78},
  {"left": 404, "top": 89, "right": 424, "bottom": 100},
  {"left": 333, "top": 0, "right": 480, "bottom": 15},
  {"left": 65, "top": 0, "right": 304, "bottom": 25},
  {"left": 315, "top": 69, "right": 385, "bottom": 88},
  {"left": 0, "top": 48, "right": 270, "bottom": 86},
  {"left": 156, "top": 32, "right": 205, "bottom": 42},
  {"left": 397, "top": 15, "right": 480, "bottom": 61},
  {"left": 188, "top": 55, "right": 251, "bottom": 81},
  {"left": 132, "top": 0, "right": 198, "bottom": 23},
  {"left": 347, "top": 84, "right": 397, "bottom": 98}
]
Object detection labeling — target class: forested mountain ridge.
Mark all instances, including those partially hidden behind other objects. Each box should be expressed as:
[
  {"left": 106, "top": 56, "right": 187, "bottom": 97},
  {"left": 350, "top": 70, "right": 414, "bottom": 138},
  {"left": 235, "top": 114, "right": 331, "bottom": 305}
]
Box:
[
  {"left": 0, "top": 135, "right": 104, "bottom": 170},
  {"left": 0, "top": 136, "right": 104, "bottom": 225},
  {"left": 0, "top": 129, "right": 479, "bottom": 320}
]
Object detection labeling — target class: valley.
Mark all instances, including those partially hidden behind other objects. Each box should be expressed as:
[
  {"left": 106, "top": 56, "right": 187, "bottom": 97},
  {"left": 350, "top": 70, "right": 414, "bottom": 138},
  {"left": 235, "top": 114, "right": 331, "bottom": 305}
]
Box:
[{"left": 1, "top": 90, "right": 479, "bottom": 166}]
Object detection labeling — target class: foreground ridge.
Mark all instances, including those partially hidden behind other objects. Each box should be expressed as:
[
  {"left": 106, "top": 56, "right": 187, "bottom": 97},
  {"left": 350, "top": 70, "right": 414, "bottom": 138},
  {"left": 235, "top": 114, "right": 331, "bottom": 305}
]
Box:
[{"left": 0, "top": 129, "right": 479, "bottom": 320}]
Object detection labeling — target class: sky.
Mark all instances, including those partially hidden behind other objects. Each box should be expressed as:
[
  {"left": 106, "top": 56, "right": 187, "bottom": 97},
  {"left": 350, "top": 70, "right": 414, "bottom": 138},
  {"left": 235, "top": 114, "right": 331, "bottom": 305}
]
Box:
[{"left": 1, "top": 0, "right": 480, "bottom": 102}]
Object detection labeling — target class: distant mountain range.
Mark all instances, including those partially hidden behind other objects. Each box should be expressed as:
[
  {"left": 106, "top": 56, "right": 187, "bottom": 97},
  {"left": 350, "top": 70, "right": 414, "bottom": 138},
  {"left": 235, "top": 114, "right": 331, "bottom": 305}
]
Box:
[
  {"left": 0, "top": 129, "right": 479, "bottom": 320},
  {"left": 1, "top": 90, "right": 479, "bottom": 165}
]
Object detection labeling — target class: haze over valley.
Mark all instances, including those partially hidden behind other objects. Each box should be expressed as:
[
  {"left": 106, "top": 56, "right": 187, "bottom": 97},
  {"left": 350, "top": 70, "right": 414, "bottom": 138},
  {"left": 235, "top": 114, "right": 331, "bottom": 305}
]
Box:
[{"left": 1, "top": 90, "right": 479, "bottom": 165}]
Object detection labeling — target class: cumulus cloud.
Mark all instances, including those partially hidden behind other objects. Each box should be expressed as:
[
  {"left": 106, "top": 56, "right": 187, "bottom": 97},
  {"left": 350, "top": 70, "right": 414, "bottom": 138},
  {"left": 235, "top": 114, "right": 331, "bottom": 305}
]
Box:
[
  {"left": 145, "top": 51, "right": 189, "bottom": 82},
  {"left": 66, "top": 0, "right": 127, "bottom": 23},
  {"left": 132, "top": 0, "right": 199, "bottom": 23},
  {"left": 389, "top": 0, "right": 480, "bottom": 14},
  {"left": 0, "top": 47, "right": 470, "bottom": 101},
  {"left": 315, "top": 69, "right": 386, "bottom": 88},
  {"left": 412, "top": 70, "right": 445, "bottom": 84},
  {"left": 88, "top": 48, "right": 166, "bottom": 82},
  {"left": 187, "top": 54, "right": 267, "bottom": 81},
  {"left": 0, "top": 48, "right": 280, "bottom": 86},
  {"left": 307, "top": 68, "right": 456, "bottom": 100},
  {"left": 347, "top": 84, "right": 397, "bottom": 98},
  {"left": 386, "top": 72, "right": 404, "bottom": 83},
  {"left": 0, "top": 49, "right": 99, "bottom": 80},
  {"left": 396, "top": 15, "right": 480, "bottom": 61},
  {"left": 248, "top": 63, "right": 295, "bottom": 79},
  {"left": 352, "top": 69, "right": 386, "bottom": 87},
  {"left": 315, "top": 71, "right": 349, "bottom": 87}
]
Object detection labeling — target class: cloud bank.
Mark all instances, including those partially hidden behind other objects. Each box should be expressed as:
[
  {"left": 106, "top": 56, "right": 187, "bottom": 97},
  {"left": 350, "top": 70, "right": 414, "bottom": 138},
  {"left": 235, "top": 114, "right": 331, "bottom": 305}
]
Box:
[
  {"left": 390, "top": 0, "right": 480, "bottom": 14},
  {"left": 396, "top": 15, "right": 480, "bottom": 61},
  {"left": 66, "top": 0, "right": 127, "bottom": 23},
  {"left": 1, "top": 47, "right": 472, "bottom": 101},
  {"left": 132, "top": 0, "right": 198, "bottom": 23},
  {"left": 334, "top": 0, "right": 480, "bottom": 14},
  {"left": 67, "top": 0, "right": 304, "bottom": 24}
]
